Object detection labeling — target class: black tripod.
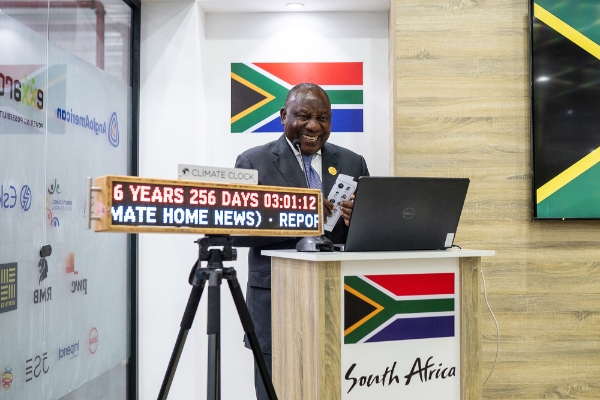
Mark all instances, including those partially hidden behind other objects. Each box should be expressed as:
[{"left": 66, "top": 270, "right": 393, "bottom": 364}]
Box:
[{"left": 158, "top": 235, "right": 278, "bottom": 400}]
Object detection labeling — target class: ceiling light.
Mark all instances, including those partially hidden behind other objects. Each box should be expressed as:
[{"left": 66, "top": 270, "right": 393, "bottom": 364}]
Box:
[
  {"left": 536, "top": 76, "right": 550, "bottom": 82},
  {"left": 286, "top": 3, "right": 305, "bottom": 10}
]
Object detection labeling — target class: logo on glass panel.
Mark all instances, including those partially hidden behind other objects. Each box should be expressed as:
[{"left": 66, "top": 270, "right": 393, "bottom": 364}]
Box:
[
  {"left": 55, "top": 108, "right": 120, "bottom": 148},
  {"left": 89, "top": 327, "right": 99, "bottom": 354},
  {"left": 20, "top": 185, "right": 32, "bottom": 211},
  {"left": 2, "top": 365, "right": 14, "bottom": 390},
  {"left": 1, "top": 184, "right": 31, "bottom": 211},
  {"left": 108, "top": 112, "right": 120, "bottom": 148},
  {"left": 0, "top": 263, "right": 17, "bottom": 314}
]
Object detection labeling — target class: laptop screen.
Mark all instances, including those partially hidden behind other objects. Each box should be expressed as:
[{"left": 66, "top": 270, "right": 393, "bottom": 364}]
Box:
[{"left": 343, "top": 177, "right": 469, "bottom": 252}]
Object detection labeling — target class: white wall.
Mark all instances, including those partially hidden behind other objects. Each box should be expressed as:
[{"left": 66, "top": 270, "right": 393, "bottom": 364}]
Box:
[
  {"left": 140, "top": 3, "right": 215, "bottom": 399},
  {"left": 140, "top": 5, "right": 389, "bottom": 399},
  {"left": 202, "top": 12, "right": 390, "bottom": 176}
]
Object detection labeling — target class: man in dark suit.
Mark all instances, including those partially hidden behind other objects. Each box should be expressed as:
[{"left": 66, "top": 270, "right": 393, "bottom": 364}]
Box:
[{"left": 234, "top": 83, "right": 369, "bottom": 400}]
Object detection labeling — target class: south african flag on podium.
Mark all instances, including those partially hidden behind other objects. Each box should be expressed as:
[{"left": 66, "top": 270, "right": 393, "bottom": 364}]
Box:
[
  {"left": 344, "top": 273, "right": 456, "bottom": 344},
  {"left": 231, "top": 62, "right": 363, "bottom": 133}
]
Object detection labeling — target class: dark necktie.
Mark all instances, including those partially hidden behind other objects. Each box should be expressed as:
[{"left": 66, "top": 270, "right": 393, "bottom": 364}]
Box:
[{"left": 302, "top": 154, "right": 322, "bottom": 191}]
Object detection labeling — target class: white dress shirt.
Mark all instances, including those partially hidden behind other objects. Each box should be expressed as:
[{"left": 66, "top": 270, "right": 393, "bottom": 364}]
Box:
[{"left": 285, "top": 137, "right": 323, "bottom": 182}]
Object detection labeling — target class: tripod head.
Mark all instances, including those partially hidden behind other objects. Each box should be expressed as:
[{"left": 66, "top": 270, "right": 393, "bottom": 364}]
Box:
[
  {"left": 189, "top": 235, "right": 237, "bottom": 285},
  {"left": 197, "top": 236, "right": 236, "bottom": 263}
]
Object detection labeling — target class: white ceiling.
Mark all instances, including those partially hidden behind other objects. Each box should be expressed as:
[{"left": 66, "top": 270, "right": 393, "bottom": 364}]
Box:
[{"left": 140, "top": 0, "right": 390, "bottom": 13}]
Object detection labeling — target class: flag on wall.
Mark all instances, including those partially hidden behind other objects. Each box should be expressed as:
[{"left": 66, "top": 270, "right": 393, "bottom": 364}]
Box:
[
  {"left": 344, "top": 273, "right": 455, "bottom": 344},
  {"left": 231, "top": 62, "right": 363, "bottom": 133},
  {"left": 533, "top": 1, "right": 600, "bottom": 217}
]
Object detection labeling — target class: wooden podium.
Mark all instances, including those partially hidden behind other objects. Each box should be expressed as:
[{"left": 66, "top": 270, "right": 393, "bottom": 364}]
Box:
[{"left": 263, "top": 249, "right": 494, "bottom": 400}]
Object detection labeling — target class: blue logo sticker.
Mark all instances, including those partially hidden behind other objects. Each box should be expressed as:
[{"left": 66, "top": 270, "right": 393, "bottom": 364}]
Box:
[
  {"left": 108, "top": 112, "right": 120, "bottom": 148},
  {"left": 20, "top": 185, "right": 31, "bottom": 211}
]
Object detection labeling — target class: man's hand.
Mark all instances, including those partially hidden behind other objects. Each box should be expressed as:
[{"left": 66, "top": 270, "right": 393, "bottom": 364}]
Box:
[
  {"left": 324, "top": 195, "right": 355, "bottom": 227},
  {"left": 339, "top": 194, "right": 355, "bottom": 226},
  {"left": 323, "top": 198, "right": 335, "bottom": 222}
]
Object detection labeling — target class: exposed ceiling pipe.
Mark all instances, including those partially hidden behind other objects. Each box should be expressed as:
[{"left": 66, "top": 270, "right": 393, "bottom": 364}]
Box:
[{"left": 2, "top": 1, "right": 106, "bottom": 70}]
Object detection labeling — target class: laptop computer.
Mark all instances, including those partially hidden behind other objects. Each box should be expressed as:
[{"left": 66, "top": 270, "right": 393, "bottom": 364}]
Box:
[{"left": 340, "top": 177, "right": 469, "bottom": 252}]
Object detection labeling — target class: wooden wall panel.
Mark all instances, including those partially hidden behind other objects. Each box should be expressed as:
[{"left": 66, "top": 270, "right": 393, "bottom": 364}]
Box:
[{"left": 392, "top": 0, "right": 600, "bottom": 398}]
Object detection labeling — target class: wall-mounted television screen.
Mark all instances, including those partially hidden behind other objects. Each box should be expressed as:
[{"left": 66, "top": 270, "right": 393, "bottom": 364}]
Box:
[{"left": 531, "top": 0, "right": 600, "bottom": 219}]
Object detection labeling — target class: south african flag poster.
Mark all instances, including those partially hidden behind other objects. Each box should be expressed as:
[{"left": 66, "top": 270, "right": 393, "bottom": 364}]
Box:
[
  {"left": 231, "top": 62, "right": 363, "bottom": 133},
  {"left": 344, "top": 273, "right": 455, "bottom": 344}
]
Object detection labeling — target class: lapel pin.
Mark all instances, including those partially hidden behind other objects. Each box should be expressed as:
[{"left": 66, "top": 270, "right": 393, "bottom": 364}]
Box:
[{"left": 328, "top": 166, "right": 337, "bottom": 175}]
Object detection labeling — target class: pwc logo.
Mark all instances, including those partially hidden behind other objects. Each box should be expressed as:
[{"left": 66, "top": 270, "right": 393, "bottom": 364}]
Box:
[{"left": 89, "top": 327, "right": 99, "bottom": 354}]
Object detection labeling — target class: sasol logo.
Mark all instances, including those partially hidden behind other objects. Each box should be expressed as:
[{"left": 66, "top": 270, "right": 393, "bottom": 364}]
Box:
[
  {"left": 1, "top": 184, "right": 31, "bottom": 211},
  {"left": 108, "top": 112, "right": 120, "bottom": 147},
  {"left": 0, "top": 72, "right": 44, "bottom": 110}
]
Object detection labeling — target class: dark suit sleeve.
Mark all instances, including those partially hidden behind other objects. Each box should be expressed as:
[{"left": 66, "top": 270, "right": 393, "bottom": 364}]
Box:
[
  {"left": 361, "top": 155, "right": 370, "bottom": 177},
  {"left": 232, "top": 153, "right": 298, "bottom": 249}
]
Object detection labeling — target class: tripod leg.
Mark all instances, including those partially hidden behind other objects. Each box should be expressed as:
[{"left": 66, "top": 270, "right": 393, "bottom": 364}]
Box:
[
  {"left": 227, "top": 276, "right": 279, "bottom": 400},
  {"left": 158, "top": 280, "right": 206, "bottom": 400},
  {"left": 207, "top": 270, "right": 222, "bottom": 400}
]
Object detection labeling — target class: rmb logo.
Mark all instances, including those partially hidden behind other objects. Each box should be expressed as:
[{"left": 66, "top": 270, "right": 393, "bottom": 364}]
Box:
[
  {"left": 37, "top": 257, "right": 48, "bottom": 284},
  {"left": 108, "top": 112, "right": 120, "bottom": 147}
]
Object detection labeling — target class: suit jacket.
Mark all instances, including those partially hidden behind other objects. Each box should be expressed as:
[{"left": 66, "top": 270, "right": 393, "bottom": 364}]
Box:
[{"left": 234, "top": 134, "right": 369, "bottom": 354}]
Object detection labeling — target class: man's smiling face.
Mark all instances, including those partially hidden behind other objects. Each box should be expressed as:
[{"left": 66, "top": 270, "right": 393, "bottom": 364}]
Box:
[{"left": 281, "top": 86, "right": 332, "bottom": 155}]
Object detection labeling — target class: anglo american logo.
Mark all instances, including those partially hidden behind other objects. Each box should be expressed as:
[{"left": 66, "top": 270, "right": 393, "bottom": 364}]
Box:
[{"left": 56, "top": 108, "right": 120, "bottom": 147}]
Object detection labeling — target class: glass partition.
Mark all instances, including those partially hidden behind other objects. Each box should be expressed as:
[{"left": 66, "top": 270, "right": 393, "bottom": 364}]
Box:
[{"left": 0, "top": 0, "right": 138, "bottom": 398}]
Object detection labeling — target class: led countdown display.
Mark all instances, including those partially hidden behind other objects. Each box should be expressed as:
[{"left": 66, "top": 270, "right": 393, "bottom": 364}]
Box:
[{"left": 91, "top": 175, "right": 322, "bottom": 236}]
